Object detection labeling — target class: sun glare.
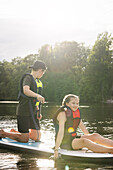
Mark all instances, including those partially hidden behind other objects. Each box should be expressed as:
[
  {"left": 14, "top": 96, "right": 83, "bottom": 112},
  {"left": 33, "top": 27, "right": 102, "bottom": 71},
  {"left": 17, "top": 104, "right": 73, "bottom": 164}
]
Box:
[
  {"left": 1, "top": 0, "right": 112, "bottom": 32},
  {"left": 36, "top": 159, "right": 55, "bottom": 168},
  {"left": 0, "top": 0, "right": 113, "bottom": 60}
]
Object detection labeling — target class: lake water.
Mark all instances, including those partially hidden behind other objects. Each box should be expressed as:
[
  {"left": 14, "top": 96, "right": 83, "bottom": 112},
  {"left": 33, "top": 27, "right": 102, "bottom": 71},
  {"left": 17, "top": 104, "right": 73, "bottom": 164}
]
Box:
[{"left": 0, "top": 102, "right": 113, "bottom": 169}]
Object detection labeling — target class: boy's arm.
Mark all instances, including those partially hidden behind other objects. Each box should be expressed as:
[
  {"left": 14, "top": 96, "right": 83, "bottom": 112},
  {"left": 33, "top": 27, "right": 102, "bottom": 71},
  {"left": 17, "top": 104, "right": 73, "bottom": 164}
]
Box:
[
  {"left": 23, "top": 75, "right": 45, "bottom": 103},
  {"left": 23, "top": 85, "right": 45, "bottom": 103}
]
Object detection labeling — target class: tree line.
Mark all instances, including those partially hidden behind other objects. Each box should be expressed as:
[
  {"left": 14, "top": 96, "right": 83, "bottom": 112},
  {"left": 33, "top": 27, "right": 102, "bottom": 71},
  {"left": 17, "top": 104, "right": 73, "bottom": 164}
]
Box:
[{"left": 0, "top": 32, "right": 113, "bottom": 103}]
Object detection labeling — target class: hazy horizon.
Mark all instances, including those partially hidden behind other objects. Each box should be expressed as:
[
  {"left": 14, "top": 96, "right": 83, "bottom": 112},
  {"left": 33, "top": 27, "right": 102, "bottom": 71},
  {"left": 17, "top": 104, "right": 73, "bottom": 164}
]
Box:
[{"left": 0, "top": 0, "right": 113, "bottom": 61}]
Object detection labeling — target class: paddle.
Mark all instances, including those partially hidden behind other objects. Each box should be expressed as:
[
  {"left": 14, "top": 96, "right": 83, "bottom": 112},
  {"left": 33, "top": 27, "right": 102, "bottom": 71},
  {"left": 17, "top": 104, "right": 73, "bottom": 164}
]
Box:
[{"left": 38, "top": 102, "right": 42, "bottom": 118}]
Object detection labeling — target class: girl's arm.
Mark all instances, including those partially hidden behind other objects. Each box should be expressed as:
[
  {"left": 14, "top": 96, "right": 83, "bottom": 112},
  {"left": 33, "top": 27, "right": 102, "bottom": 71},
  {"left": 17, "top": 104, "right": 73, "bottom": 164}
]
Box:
[
  {"left": 79, "top": 120, "right": 89, "bottom": 135},
  {"left": 54, "top": 111, "right": 66, "bottom": 158}
]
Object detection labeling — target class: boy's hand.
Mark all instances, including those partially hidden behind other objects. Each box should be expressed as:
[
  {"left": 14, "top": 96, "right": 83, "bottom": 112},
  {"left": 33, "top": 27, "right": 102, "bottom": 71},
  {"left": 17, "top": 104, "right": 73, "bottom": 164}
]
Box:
[
  {"left": 37, "top": 94, "right": 45, "bottom": 104},
  {"left": 37, "top": 113, "right": 42, "bottom": 120}
]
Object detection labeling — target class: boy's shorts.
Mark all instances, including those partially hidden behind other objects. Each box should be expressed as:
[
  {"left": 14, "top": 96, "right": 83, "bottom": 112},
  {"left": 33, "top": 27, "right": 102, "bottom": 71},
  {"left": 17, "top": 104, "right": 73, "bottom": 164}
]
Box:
[{"left": 17, "top": 114, "right": 40, "bottom": 133}]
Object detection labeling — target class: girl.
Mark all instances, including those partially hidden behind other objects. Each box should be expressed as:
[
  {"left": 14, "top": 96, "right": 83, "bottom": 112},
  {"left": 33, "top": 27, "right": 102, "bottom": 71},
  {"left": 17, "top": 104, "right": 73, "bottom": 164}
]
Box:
[{"left": 53, "top": 94, "right": 113, "bottom": 159}]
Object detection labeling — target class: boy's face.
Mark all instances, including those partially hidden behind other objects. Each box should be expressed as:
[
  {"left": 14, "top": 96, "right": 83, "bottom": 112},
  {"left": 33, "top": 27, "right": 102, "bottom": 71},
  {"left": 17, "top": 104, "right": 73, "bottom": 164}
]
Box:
[
  {"left": 66, "top": 97, "right": 79, "bottom": 111},
  {"left": 36, "top": 69, "right": 45, "bottom": 78}
]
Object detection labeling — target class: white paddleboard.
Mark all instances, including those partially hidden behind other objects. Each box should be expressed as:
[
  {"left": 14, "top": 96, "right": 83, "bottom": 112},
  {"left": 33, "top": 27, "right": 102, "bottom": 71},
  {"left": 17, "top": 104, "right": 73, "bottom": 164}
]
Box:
[
  {"left": 0, "top": 138, "right": 54, "bottom": 156},
  {"left": 0, "top": 138, "right": 113, "bottom": 163}
]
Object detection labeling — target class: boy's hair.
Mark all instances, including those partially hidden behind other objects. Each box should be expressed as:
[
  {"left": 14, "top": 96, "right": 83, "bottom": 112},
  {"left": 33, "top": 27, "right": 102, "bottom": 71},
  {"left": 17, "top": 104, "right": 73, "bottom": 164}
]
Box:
[
  {"left": 62, "top": 94, "right": 79, "bottom": 106},
  {"left": 30, "top": 60, "right": 47, "bottom": 71}
]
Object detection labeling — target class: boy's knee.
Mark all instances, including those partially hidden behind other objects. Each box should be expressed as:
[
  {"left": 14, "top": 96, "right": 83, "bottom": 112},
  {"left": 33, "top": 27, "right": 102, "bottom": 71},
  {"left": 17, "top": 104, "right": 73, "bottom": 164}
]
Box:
[
  {"left": 35, "top": 134, "right": 41, "bottom": 142},
  {"left": 30, "top": 131, "right": 41, "bottom": 142},
  {"left": 22, "top": 138, "right": 29, "bottom": 143},
  {"left": 17, "top": 133, "right": 29, "bottom": 143},
  {"left": 35, "top": 138, "right": 40, "bottom": 142}
]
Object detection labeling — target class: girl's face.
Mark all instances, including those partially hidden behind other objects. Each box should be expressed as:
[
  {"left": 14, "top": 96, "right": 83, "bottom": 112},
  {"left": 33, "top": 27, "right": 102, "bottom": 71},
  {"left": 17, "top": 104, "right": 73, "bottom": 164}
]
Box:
[{"left": 66, "top": 97, "right": 79, "bottom": 111}]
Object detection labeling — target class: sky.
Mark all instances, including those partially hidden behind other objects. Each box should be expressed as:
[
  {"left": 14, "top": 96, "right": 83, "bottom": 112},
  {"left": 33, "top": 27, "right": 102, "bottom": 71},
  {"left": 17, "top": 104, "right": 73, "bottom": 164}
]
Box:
[{"left": 0, "top": 0, "right": 113, "bottom": 61}]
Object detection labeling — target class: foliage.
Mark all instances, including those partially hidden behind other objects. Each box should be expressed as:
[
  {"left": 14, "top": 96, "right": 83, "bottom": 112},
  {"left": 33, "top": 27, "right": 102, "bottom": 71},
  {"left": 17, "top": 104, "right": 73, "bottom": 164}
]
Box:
[
  {"left": 0, "top": 32, "right": 113, "bottom": 103},
  {"left": 85, "top": 32, "right": 113, "bottom": 101}
]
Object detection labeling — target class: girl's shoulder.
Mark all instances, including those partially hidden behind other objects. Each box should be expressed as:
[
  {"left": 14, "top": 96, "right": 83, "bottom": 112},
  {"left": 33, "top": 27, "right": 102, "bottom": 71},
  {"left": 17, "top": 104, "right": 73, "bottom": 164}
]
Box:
[
  {"left": 53, "top": 106, "right": 66, "bottom": 122},
  {"left": 57, "top": 110, "right": 66, "bottom": 122}
]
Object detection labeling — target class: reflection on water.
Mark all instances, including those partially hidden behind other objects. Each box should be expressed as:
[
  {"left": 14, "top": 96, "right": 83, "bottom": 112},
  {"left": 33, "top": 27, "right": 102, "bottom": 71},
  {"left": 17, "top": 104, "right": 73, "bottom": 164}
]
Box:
[
  {"left": 0, "top": 150, "right": 20, "bottom": 169},
  {"left": 17, "top": 158, "right": 55, "bottom": 169},
  {"left": 0, "top": 102, "right": 113, "bottom": 169},
  {"left": 0, "top": 116, "right": 17, "bottom": 132},
  {"left": 36, "top": 159, "right": 55, "bottom": 168}
]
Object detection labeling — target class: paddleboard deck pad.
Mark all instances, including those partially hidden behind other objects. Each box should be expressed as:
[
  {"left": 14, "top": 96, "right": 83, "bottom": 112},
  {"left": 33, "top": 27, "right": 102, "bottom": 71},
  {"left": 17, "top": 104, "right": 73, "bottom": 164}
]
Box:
[{"left": 0, "top": 138, "right": 113, "bottom": 164}]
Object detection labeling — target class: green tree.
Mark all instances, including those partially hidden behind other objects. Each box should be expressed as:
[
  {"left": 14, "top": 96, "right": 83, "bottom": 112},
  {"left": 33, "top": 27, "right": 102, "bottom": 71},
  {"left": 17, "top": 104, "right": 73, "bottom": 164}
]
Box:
[{"left": 85, "top": 32, "right": 113, "bottom": 102}]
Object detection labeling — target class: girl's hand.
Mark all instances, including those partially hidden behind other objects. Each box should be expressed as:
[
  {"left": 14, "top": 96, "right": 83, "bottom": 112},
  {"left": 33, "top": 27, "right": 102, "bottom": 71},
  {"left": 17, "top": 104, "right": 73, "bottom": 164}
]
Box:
[{"left": 54, "top": 149, "right": 59, "bottom": 159}]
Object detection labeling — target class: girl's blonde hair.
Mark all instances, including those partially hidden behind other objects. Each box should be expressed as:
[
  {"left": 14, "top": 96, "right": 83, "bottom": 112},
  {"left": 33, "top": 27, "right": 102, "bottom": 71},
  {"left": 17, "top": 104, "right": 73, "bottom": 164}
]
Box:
[{"left": 62, "top": 94, "right": 79, "bottom": 106}]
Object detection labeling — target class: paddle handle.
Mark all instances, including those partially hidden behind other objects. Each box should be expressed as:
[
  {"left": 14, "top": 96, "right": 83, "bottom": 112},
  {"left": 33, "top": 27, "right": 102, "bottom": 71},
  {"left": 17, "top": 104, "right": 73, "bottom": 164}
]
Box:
[{"left": 38, "top": 102, "right": 41, "bottom": 118}]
